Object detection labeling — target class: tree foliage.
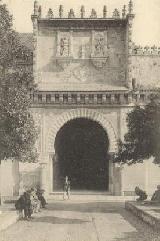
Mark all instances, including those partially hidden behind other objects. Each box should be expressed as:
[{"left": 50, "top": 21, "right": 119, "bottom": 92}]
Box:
[
  {"left": 115, "top": 97, "right": 160, "bottom": 165},
  {"left": 0, "top": 2, "right": 37, "bottom": 162}
]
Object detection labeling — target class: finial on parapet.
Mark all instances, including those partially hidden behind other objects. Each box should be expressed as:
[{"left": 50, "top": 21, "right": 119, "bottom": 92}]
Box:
[
  {"left": 90, "top": 9, "right": 97, "bottom": 18},
  {"left": 128, "top": 0, "right": 133, "bottom": 14},
  {"left": 46, "top": 8, "right": 54, "bottom": 19},
  {"left": 103, "top": 5, "right": 107, "bottom": 18},
  {"left": 81, "top": 6, "right": 85, "bottom": 18},
  {"left": 112, "top": 9, "right": 120, "bottom": 19},
  {"left": 151, "top": 45, "right": 158, "bottom": 55},
  {"left": 68, "top": 9, "right": 75, "bottom": 18},
  {"left": 59, "top": 5, "right": 63, "bottom": 18},
  {"left": 34, "top": 1, "right": 39, "bottom": 15},
  {"left": 122, "top": 5, "right": 126, "bottom": 18},
  {"left": 143, "top": 46, "right": 150, "bottom": 54}
]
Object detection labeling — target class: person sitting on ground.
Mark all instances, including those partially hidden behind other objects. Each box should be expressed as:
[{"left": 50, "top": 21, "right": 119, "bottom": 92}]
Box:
[
  {"left": 151, "top": 185, "right": 160, "bottom": 203},
  {"left": 135, "top": 186, "right": 148, "bottom": 201},
  {"left": 15, "top": 193, "right": 25, "bottom": 219},
  {"left": 30, "top": 188, "right": 41, "bottom": 213},
  {"left": 36, "top": 188, "right": 47, "bottom": 208}
]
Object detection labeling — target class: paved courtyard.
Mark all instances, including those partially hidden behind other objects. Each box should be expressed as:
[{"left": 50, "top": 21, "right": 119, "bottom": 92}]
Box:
[{"left": 1, "top": 201, "right": 160, "bottom": 241}]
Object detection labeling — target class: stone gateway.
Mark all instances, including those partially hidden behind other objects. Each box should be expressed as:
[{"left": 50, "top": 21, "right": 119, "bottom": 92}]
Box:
[{"left": 1, "top": 0, "right": 160, "bottom": 199}]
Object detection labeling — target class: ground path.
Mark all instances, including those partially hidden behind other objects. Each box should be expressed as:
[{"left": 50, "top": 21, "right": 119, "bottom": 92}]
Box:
[{"left": 1, "top": 201, "right": 160, "bottom": 241}]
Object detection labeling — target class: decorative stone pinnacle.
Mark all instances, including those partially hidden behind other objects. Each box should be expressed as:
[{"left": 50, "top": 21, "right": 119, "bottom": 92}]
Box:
[
  {"left": 34, "top": 1, "right": 39, "bottom": 15},
  {"left": 144, "top": 46, "right": 150, "bottom": 50},
  {"left": 90, "top": 9, "right": 97, "bottom": 18},
  {"left": 68, "top": 9, "right": 75, "bottom": 18},
  {"left": 81, "top": 6, "right": 85, "bottom": 18},
  {"left": 122, "top": 5, "right": 126, "bottom": 18},
  {"left": 103, "top": 5, "right": 107, "bottom": 18},
  {"left": 151, "top": 45, "right": 157, "bottom": 50},
  {"left": 47, "top": 8, "right": 54, "bottom": 19},
  {"left": 128, "top": 0, "right": 133, "bottom": 14},
  {"left": 112, "top": 9, "right": 120, "bottom": 19},
  {"left": 59, "top": 5, "right": 63, "bottom": 18},
  {"left": 151, "top": 45, "right": 158, "bottom": 54}
]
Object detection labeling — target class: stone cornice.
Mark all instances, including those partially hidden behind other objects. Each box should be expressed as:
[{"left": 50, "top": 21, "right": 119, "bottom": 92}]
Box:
[{"left": 38, "top": 18, "right": 127, "bottom": 29}]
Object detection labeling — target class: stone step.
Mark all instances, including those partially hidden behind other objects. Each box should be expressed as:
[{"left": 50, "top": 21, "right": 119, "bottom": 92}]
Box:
[
  {"left": 125, "top": 201, "right": 160, "bottom": 229},
  {"left": 48, "top": 193, "right": 136, "bottom": 202}
]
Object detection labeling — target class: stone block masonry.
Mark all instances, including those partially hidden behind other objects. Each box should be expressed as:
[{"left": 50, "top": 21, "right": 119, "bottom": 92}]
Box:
[{"left": 125, "top": 201, "right": 160, "bottom": 229}]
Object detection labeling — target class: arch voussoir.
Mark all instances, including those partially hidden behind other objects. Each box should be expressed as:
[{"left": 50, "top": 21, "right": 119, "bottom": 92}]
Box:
[{"left": 46, "top": 109, "right": 117, "bottom": 154}]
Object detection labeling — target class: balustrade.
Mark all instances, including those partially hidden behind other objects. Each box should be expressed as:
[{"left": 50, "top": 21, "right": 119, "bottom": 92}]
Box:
[{"left": 31, "top": 91, "right": 153, "bottom": 106}]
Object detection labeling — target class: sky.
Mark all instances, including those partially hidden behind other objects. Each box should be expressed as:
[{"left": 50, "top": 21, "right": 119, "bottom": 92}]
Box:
[{"left": 2, "top": 0, "right": 160, "bottom": 46}]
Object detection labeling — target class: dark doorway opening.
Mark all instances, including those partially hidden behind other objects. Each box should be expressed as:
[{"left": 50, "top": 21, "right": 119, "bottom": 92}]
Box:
[{"left": 54, "top": 118, "right": 109, "bottom": 191}]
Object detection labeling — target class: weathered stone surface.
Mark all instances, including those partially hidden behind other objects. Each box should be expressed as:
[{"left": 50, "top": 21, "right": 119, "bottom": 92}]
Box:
[
  {"left": 1, "top": 202, "right": 160, "bottom": 241},
  {"left": 36, "top": 26, "right": 126, "bottom": 91},
  {"left": 125, "top": 201, "right": 160, "bottom": 229},
  {"left": 132, "top": 55, "right": 160, "bottom": 88}
]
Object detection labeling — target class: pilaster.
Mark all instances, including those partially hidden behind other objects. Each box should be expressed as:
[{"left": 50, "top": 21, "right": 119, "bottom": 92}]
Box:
[
  {"left": 109, "top": 158, "right": 114, "bottom": 194},
  {"left": 126, "top": 0, "right": 135, "bottom": 89},
  {"left": 39, "top": 153, "right": 49, "bottom": 195},
  {"left": 31, "top": 1, "right": 39, "bottom": 85}
]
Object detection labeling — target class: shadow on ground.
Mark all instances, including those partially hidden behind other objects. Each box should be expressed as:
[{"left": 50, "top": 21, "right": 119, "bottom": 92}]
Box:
[
  {"left": 46, "top": 201, "right": 121, "bottom": 213},
  {"left": 43, "top": 202, "right": 160, "bottom": 241},
  {"left": 31, "top": 215, "right": 89, "bottom": 224}
]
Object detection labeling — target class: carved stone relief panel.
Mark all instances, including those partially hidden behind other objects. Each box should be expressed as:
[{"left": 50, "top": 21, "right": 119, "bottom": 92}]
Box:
[
  {"left": 94, "top": 33, "right": 105, "bottom": 57},
  {"left": 90, "top": 31, "right": 109, "bottom": 68},
  {"left": 91, "top": 31, "right": 108, "bottom": 57},
  {"left": 56, "top": 31, "right": 70, "bottom": 57}
]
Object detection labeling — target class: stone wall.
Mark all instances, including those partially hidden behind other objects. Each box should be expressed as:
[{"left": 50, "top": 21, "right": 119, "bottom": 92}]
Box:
[
  {"left": 0, "top": 160, "right": 19, "bottom": 198},
  {"left": 36, "top": 25, "right": 126, "bottom": 91},
  {"left": 31, "top": 106, "right": 124, "bottom": 155},
  {"left": 19, "top": 162, "right": 41, "bottom": 191},
  {"left": 1, "top": 105, "right": 159, "bottom": 197},
  {"left": 31, "top": 106, "right": 131, "bottom": 194},
  {"left": 132, "top": 55, "right": 160, "bottom": 89}
]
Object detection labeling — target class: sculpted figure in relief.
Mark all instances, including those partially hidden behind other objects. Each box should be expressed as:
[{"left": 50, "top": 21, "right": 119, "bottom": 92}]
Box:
[
  {"left": 94, "top": 36, "right": 105, "bottom": 57},
  {"left": 60, "top": 37, "right": 69, "bottom": 56}
]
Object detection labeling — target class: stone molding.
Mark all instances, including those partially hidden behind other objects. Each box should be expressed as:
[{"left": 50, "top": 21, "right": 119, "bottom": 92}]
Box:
[
  {"left": 132, "top": 45, "right": 160, "bottom": 56},
  {"left": 45, "top": 108, "right": 117, "bottom": 154},
  {"left": 30, "top": 90, "right": 155, "bottom": 106}
]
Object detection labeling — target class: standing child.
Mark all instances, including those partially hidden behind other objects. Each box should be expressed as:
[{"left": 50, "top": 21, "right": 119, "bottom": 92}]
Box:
[{"left": 36, "top": 188, "right": 47, "bottom": 208}]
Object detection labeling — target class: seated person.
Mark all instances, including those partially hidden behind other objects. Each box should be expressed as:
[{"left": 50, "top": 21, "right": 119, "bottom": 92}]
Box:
[
  {"left": 30, "top": 188, "right": 41, "bottom": 213},
  {"left": 36, "top": 188, "right": 47, "bottom": 208},
  {"left": 151, "top": 185, "right": 160, "bottom": 203},
  {"left": 15, "top": 193, "right": 26, "bottom": 219},
  {"left": 24, "top": 191, "right": 32, "bottom": 220},
  {"left": 135, "top": 186, "right": 147, "bottom": 201}
]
